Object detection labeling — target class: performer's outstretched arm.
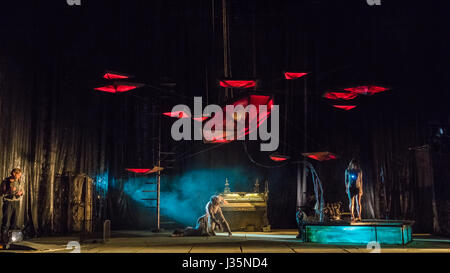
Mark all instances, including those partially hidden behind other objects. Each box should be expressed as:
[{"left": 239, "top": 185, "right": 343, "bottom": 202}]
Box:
[{"left": 217, "top": 207, "right": 231, "bottom": 234}]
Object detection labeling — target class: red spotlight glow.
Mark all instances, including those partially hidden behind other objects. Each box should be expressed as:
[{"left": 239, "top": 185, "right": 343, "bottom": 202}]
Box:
[
  {"left": 323, "top": 92, "right": 358, "bottom": 100},
  {"left": 332, "top": 105, "right": 357, "bottom": 111},
  {"left": 284, "top": 72, "right": 308, "bottom": 80},
  {"left": 344, "top": 85, "right": 389, "bottom": 95},
  {"left": 302, "top": 152, "right": 338, "bottom": 161},
  {"left": 219, "top": 80, "right": 257, "bottom": 88}
]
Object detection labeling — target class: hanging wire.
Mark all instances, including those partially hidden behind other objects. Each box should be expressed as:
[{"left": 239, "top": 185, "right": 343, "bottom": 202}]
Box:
[
  {"left": 176, "top": 142, "right": 228, "bottom": 161},
  {"left": 242, "top": 142, "right": 290, "bottom": 168}
]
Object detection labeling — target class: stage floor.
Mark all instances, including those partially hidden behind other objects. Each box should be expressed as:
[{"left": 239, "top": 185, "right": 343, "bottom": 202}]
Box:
[{"left": 1, "top": 230, "right": 449, "bottom": 253}]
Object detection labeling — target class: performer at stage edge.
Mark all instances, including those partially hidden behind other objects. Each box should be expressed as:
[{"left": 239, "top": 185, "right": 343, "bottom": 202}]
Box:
[
  {"left": 0, "top": 168, "right": 24, "bottom": 242},
  {"left": 296, "top": 207, "right": 307, "bottom": 240},
  {"left": 206, "top": 195, "right": 232, "bottom": 236},
  {"left": 345, "top": 160, "right": 363, "bottom": 221}
]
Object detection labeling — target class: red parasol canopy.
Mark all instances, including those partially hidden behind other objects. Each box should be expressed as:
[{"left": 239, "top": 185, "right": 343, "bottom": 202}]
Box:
[
  {"left": 163, "top": 111, "right": 208, "bottom": 122},
  {"left": 103, "top": 71, "right": 131, "bottom": 80},
  {"left": 204, "top": 94, "right": 274, "bottom": 143},
  {"left": 269, "top": 152, "right": 290, "bottom": 162},
  {"left": 323, "top": 91, "right": 359, "bottom": 100},
  {"left": 94, "top": 82, "right": 144, "bottom": 93},
  {"left": 302, "top": 152, "right": 338, "bottom": 161},
  {"left": 163, "top": 111, "right": 189, "bottom": 118},
  {"left": 219, "top": 80, "right": 257, "bottom": 88},
  {"left": 344, "top": 85, "right": 389, "bottom": 95},
  {"left": 284, "top": 72, "right": 308, "bottom": 80},
  {"left": 332, "top": 105, "right": 357, "bottom": 111},
  {"left": 126, "top": 166, "right": 164, "bottom": 174},
  {"left": 125, "top": 168, "right": 151, "bottom": 174}
]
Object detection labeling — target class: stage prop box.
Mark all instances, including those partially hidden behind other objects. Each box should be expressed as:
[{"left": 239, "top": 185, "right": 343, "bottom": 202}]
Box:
[
  {"left": 220, "top": 179, "right": 270, "bottom": 232},
  {"left": 305, "top": 220, "right": 413, "bottom": 245}
]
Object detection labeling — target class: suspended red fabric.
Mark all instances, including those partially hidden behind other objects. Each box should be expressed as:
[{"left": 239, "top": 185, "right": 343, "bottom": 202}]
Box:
[
  {"left": 323, "top": 91, "right": 358, "bottom": 100},
  {"left": 302, "top": 152, "right": 338, "bottom": 161},
  {"left": 284, "top": 72, "right": 308, "bottom": 80},
  {"left": 344, "top": 85, "right": 389, "bottom": 95},
  {"left": 219, "top": 80, "right": 257, "bottom": 88},
  {"left": 103, "top": 71, "right": 131, "bottom": 80},
  {"left": 94, "top": 82, "right": 144, "bottom": 93},
  {"left": 332, "top": 105, "right": 357, "bottom": 111},
  {"left": 269, "top": 153, "right": 290, "bottom": 162},
  {"left": 203, "top": 94, "right": 274, "bottom": 143}
]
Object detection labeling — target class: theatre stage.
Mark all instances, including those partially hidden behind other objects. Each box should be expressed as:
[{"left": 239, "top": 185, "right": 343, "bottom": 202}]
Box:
[{"left": 1, "top": 229, "right": 449, "bottom": 253}]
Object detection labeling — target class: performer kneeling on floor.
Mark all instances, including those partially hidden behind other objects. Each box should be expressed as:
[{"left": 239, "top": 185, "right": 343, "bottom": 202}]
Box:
[
  {"left": 206, "top": 195, "right": 232, "bottom": 237},
  {"left": 171, "top": 215, "right": 209, "bottom": 237}
]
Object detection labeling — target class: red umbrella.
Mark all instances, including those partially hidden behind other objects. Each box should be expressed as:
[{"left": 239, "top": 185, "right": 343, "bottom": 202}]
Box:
[
  {"left": 126, "top": 166, "right": 164, "bottom": 174},
  {"left": 103, "top": 71, "right": 132, "bottom": 80},
  {"left": 284, "top": 72, "right": 308, "bottom": 80},
  {"left": 344, "top": 85, "right": 389, "bottom": 95},
  {"left": 203, "top": 94, "right": 274, "bottom": 143},
  {"left": 94, "top": 81, "right": 145, "bottom": 93},
  {"left": 302, "top": 152, "right": 338, "bottom": 161},
  {"left": 269, "top": 152, "right": 290, "bottom": 162},
  {"left": 332, "top": 105, "right": 357, "bottom": 111},
  {"left": 323, "top": 91, "right": 358, "bottom": 100},
  {"left": 219, "top": 80, "right": 257, "bottom": 88}
]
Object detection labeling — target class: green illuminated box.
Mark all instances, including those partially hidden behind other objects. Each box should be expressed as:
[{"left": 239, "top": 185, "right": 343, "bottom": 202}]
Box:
[{"left": 305, "top": 220, "right": 413, "bottom": 245}]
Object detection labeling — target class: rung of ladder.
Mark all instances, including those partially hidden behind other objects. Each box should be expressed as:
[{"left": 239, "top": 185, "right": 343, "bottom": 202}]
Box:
[
  {"left": 142, "top": 198, "right": 157, "bottom": 201},
  {"left": 145, "top": 182, "right": 157, "bottom": 184},
  {"left": 145, "top": 206, "right": 157, "bottom": 209},
  {"left": 143, "top": 190, "right": 157, "bottom": 192}
]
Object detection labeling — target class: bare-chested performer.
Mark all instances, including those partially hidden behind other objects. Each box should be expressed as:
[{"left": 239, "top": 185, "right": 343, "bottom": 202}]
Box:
[{"left": 206, "top": 195, "right": 232, "bottom": 236}]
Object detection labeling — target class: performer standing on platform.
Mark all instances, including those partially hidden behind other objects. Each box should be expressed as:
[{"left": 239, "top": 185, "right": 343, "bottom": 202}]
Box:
[
  {"left": 206, "top": 195, "right": 232, "bottom": 236},
  {"left": 345, "top": 160, "right": 363, "bottom": 221}
]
